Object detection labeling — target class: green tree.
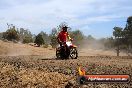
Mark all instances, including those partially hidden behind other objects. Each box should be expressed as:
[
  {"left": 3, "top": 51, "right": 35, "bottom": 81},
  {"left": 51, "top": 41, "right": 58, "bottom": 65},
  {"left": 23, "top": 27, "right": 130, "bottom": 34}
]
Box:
[
  {"left": 70, "top": 30, "right": 84, "bottom": 46},
  {"left": 113, "top": 27, "right": 123, "bottom": 38},
  {"left": 123, "top": 16, "right": 132, "bottom": 54},
  {"left": 49, "top": 28, "right": 58, "bottom": 48},
  {"left": 113, "top": 27, "right": 123, "bottom": 56},
  {"left": 34, "top": 33, "right": 45, "bottom": 47},
  {"left": 3, "top": 25, "right": 19, "bottom": 41},
  {"left": 18, "top": 28, "right": 33, "bottom": 43},
  {"left": 40, "top": 31, "right": 50, "bottom": 44}
]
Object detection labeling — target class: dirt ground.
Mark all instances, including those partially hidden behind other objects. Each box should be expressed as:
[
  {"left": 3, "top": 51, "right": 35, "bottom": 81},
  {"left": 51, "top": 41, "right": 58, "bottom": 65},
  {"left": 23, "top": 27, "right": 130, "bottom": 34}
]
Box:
[
  {"left": 0, "top": 40, "right": 132, "bottom": 88},
  {"left": 0, "top": 40, "right": 55, "bottom": 58},
  {"left": 0, "top": 40, "right": 128, "bottom": 57}
]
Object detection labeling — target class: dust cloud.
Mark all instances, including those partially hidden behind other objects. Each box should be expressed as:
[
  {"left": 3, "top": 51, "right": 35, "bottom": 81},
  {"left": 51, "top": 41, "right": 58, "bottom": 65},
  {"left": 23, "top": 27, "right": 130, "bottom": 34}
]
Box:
[
  {"left": 0, "top": 40, "right": 127, "bottom": 57},
  {"left": 78, "top": 40, "right": 127, "bottom": 56},
  {"left": 0, "top": 40, "right": 55, "bottom": 57}
]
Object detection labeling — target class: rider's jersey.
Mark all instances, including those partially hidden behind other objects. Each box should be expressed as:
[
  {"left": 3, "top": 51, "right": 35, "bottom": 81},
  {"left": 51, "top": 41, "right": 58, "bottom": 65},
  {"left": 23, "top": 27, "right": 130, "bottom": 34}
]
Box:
[{"left": 58, "top": 31, "right": 71, "bottom": 42}]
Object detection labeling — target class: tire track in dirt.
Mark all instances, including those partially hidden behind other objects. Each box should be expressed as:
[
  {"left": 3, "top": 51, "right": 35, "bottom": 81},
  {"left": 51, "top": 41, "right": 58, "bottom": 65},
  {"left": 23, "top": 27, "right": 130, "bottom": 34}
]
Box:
[{"left": 0, "top": 55, "right": 132, "bottom": 87}]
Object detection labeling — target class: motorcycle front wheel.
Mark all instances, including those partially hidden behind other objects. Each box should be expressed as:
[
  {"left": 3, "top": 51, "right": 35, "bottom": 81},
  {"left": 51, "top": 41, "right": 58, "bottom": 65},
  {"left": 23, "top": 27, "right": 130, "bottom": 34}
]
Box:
[{"left": 70, "top": 47, "right": 78, "bottom": 59}]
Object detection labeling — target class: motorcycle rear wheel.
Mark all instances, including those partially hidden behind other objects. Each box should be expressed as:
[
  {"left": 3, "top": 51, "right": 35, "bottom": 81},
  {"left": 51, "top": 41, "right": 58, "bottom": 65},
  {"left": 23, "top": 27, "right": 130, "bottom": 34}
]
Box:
[{"left": 56, "top": 48, "right": 61, "bottom": 59}]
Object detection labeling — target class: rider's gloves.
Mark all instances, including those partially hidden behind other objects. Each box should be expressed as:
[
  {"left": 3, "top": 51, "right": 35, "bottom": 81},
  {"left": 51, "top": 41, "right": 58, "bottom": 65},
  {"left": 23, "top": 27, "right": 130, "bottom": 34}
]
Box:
[{"left": 70, "top": 38, "right": 73, "bottom": 41}]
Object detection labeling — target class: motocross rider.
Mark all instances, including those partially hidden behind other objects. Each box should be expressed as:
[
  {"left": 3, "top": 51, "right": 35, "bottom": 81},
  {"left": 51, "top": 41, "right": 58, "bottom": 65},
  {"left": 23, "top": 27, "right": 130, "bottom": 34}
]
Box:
[{"left": 57, "top": 26, "right": 72, "bottom": 46}]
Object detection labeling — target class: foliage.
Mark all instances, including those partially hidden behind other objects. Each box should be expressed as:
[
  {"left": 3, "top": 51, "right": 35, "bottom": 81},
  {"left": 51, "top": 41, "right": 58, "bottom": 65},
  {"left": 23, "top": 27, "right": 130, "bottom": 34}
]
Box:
[
  {"left": 113, "top": 27, "right": 123, "bottom": 38},
  {"left": 124, "top": 16, "right": 132, "bottom": 46},
  {"left": 3, "top": 26, "right": 19, "bottom": 41},
  {"left": 123, "top": 16, "right": 132, "bottom": 54},
  {"left": 70, "top": 30, "right": 84, "bottom": 46},
  {"left": 39, "top": 31, "right": 50, "bottom": 44},
  {"left": 34, "top": 33, "right": 45, "bottom": 47},
  {"left": 18, "top": 28, "right": 33, "bottom": 43},
  {"left": 23, "top": 36, "right": 33, "bottom": 43},
  {"left": 0, "top": 32, "right": 3, "bottom": 40},
  {"left": 113, "top": 27, "right": 123, "bottom": 56},
  {"left": 2, "top": 24, "right": 33, "bottom": 43},
  {"left": 112, "top": 16, "right": 132, "bottom": 55},
  {"left": 49, "top": 28, "right": 58, "bottom": 48}
]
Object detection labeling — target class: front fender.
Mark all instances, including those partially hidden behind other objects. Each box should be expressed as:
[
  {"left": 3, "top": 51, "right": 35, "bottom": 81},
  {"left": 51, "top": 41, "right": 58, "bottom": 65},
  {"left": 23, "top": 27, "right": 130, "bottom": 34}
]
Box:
[{"left": 70, "top": 45, "right": 77, "bottom": 48}]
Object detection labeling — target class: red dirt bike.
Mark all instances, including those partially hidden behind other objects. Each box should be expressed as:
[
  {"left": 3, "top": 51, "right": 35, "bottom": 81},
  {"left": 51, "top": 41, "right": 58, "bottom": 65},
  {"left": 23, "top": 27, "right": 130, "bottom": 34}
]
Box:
[{"left": 56, "top": 41, "right": 78, "bottom": 59}]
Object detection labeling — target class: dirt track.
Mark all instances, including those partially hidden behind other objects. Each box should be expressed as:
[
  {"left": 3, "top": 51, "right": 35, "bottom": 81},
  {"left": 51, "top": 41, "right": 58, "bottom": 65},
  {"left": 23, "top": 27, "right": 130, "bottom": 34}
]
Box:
[
  {"left": 0, "top": 55, "right": 132, "bottom": 88},
  {"left": 0, "top": 40, "right": 132, "bottom": 87}
]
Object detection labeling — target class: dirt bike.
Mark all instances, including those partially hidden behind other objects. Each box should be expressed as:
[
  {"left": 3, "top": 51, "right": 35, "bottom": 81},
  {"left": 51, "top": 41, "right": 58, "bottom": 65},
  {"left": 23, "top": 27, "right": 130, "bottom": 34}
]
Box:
[{"left": 56, "top": 41, "right": 78, "bottom": 59}]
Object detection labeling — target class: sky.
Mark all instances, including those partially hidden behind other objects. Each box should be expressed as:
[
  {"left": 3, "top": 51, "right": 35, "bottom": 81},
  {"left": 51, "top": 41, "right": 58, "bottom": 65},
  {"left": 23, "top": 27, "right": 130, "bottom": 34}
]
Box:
[{"left": 0, "top": 0, "right": 132, "bottom": 38}]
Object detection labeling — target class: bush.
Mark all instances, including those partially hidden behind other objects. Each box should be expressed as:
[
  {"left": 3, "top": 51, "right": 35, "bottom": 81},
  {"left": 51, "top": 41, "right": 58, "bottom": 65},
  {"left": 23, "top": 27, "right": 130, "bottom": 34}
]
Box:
[
  {"left": 43, "top": 44, "right": 49, "bottom": 48},
  {"left": 50, "top": 36, "right": 58, "bottom": 48},
  {"left": 3, "top": 26, "right": 19, "bottom": 41},
  {"left": 34, "top": 33, "right": 45, "bottom": 47},
  {"left": 23, "top": 36, "right": 33, "bottom": 43},
  {"left": 49, "top": 28, "right": 58, "bottom": 48}
]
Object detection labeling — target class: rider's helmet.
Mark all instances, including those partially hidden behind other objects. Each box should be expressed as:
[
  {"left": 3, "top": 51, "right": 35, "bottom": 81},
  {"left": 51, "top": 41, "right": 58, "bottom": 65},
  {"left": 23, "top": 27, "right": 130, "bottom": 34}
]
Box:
[{"left": 62, "top": 26, "right": 68, "bottom": 32}]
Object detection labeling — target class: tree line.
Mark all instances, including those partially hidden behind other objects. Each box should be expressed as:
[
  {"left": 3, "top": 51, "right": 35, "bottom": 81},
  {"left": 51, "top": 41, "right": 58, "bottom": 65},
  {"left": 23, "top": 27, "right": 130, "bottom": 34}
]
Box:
[
  {"left": 0, "top": 16, "right": 132, "bottom": 56},
  {"left": 0, "top": 22, "right": 84, "bottom": 48},
  {"left": 113, "top": 16, "right": 132, "bottom": 56}
]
